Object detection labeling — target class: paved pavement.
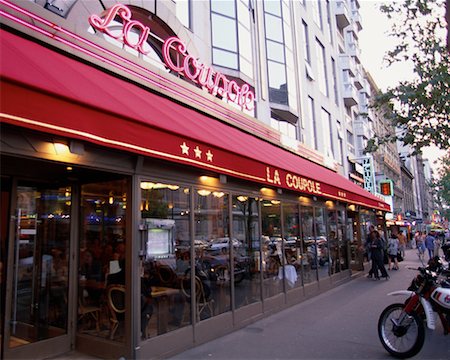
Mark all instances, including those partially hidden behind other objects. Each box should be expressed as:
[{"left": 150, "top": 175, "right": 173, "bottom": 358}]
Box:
[{"left": 168, "top": 249, "right": 449, "bottom": 360}]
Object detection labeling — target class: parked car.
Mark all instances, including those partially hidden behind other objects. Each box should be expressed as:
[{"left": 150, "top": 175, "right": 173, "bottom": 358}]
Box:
[{"left": 209, "top": 237, "right": 241, "bottom": 252}]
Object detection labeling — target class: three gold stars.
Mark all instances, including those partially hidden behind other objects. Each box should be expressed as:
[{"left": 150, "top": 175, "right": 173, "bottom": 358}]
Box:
[{"left": 180, "top": 142, "right": 213, "bottom": 162}]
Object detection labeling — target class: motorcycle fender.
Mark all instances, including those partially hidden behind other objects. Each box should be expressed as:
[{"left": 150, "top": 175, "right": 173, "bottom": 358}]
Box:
[
  {"left": 420, "top": 297, "right": 436, "bottom": 330},
  {"left": 387, "top": 290, "right": 415, "bottom": 297},
  {"left": 387, "top": 291, "right": 436, "bottom": 330}
]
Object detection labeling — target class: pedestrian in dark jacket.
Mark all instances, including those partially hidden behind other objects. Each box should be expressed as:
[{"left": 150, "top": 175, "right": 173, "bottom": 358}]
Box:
[{"left": 370, "top": 230, "right": 389, "bottom": 280}]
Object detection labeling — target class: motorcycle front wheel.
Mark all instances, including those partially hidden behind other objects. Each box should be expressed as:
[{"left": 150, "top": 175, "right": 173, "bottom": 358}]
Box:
[{"left": 378, "top": 303, "right": 425, "bottom": 358}]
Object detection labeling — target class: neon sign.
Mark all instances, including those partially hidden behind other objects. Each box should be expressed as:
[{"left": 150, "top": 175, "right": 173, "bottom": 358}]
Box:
[{"left": 89, "top": 4, "right": 255, "bottom": 111}]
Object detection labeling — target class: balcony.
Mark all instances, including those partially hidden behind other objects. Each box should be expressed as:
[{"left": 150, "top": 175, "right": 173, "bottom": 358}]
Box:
[
  {"left": 342, "top": 83, "right": 358, "bottom": 107},
  {"left": 352, "top": 10, "right": 362, "bottom": 31},
  {"left": 339, "top": 55, "right": 356, "bottom": 77},
  {"left": 354, "top": 69, "right": 364, "bottom": 90},
  {"left": 346, "top": 42, "right": 362, "bottom": 63},
  {"left": 354, "top": 120, "right": 371, "bottom": 138},
  {"left": 335, "top": 1, "right": 351, "bottom": 29}
]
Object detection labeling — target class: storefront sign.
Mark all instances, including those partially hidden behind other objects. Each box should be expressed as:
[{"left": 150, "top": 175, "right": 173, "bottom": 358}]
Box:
[
  {"left": 89, "top": 4, "right": 255, "bottom": 111},
  {"left": 266, "top": 167, "right": 322, "bottom": 195}
]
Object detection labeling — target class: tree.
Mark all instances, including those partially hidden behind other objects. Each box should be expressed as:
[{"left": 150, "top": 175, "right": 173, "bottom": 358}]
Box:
[
  {"left": 433, "top": 150, "right": 450, "bottom": 220},
  {"left": 366, "top": 0, "right": 450, "bottom": 155}
]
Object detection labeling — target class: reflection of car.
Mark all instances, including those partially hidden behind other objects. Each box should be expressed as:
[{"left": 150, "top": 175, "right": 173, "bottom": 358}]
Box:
[
  {"left": 305, "top": 237, "right": 329, "bottom": 268},
  {"left": 200, "top": 252, "right": 249, "bottom": 283},
  {"left": 209, "top": 237, "right": 241, "bottom": 252}
]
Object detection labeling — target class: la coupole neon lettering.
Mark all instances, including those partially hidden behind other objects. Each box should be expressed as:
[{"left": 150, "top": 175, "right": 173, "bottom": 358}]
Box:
[{"left": 89, "top": 4, "right": 255, "bottom": 111}]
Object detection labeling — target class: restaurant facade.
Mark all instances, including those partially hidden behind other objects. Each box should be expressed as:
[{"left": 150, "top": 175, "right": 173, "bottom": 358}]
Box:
[{"left": 0, "top": 1, "right": 389, "bottom": 359}]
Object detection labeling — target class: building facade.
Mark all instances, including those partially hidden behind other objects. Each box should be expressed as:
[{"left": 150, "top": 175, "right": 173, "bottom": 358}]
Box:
[{"left": 0, "top": 1, "right": 389, "bottom": 359}]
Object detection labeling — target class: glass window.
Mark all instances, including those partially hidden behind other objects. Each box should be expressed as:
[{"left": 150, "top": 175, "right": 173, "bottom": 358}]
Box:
[
  {"left": 175, "top": 0, "right": 191, "bottom": 28},
  {"left": 282, "top": 203, "right": 302, "bottom": 289},
  {"left": 212, "top": 48, "right": 239, "bottom": 69},
  {"left": 266, "top": 40, "right": 285, "bottom": 63},
  {"left": 194, "top": 189, "right": 231, "bottom": 319},
  {"left": 78, "top": 179, "right": 128, "bottom": 342},
  {"left": 315, "top": 38, "right": 329, "bottom": 97},
  {"left": 302, "top": 21, "right": 311, "bottom": 64},
  {"left": 314, "top": 207, "right": 329, "bottom": 280},
  {"left": 264, "top": 0, "right": 288, "bottom": 106},
  {"left": 264, "top": 13, "right": 284, "bottom": 42},
  {"left": 327, "top": 209, "right": 339, "bottom": 275},
  {"left": 232, "top": 195, "right": 261, "bottom": 308},
  {"left": 11, "top": 185, "right": 71, "bottom": 347},
  {"left": 268, "top": 61, "right": 288, "bottom": 105},
  {"left": 326, "top": 0, "right": 333, "bottom": 44},
  {"left": 337, "top": 209, "right": 349, "bottom": 271},
  {"left": 312, "top": 0, "right": 323, "bottom": 29},
  {"left": 321, "top": 108, "right": 334, "bottom": 158},
  {"left": 308, "top": 96, "right": 318, "bottom": 150},
  {"left": 300, "top": 206, "right": 316, "bottom": 283},
  {"left": 261, "top": 199, "right": 282, "bottom": 298},
  {"left": 211, "top": 13, "right": 238, "bottom": 51},
  {"left": 331, "top": 57, "right": 339, "bottom": 105},
  {"left": 140, "top": 181, "right": 191, "bottom": 338},
  {"left": 211, "top": 0, "right": 236, "bottom": 18}
]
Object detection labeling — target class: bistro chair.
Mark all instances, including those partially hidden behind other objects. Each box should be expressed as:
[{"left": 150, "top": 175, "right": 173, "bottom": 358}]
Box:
[
  {"left": 106, "top": 284, "right": 126, "bottom": 340},
  {"left": 78, "top": 290, "right": 100, "bottom": 333}
]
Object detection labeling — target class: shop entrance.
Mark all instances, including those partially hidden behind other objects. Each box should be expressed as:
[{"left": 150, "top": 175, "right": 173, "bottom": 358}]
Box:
[
  {"left": 1, "top": 155, "right": 130, "bottom": 359},
  {"left": 2, "top": 180, "right": 73, "bottom": 359}
]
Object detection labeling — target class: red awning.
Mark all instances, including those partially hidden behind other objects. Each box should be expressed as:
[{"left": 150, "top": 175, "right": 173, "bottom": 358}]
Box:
[{"left": 0, "top": 30, "right": 389, "bottom": 211}]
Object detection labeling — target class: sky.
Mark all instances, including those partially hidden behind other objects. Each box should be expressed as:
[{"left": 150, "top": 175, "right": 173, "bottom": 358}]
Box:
[{"left": 358, "top": 0, "right": 446, "bottom": 176}]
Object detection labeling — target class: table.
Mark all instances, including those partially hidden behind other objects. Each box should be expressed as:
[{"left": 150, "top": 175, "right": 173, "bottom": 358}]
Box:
[{"left": 151, "top": 286, "right": 180, "bottom": 334}]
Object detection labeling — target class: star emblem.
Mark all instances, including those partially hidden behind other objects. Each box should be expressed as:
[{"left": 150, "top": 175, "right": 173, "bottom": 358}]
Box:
[
  {"left": 206, "top": 150, "right": 213, "bottom": 162},
  {"left": 180, "top": 142, "right": 189, "bottom": 155},
  {"left": 194, "top": 146, "right": 202, "bottom": 159}
]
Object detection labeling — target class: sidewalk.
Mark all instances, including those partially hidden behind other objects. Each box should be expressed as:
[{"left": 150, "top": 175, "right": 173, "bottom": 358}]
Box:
[{"left": 168, "top": 248, "right": 448, "bottom": 360}]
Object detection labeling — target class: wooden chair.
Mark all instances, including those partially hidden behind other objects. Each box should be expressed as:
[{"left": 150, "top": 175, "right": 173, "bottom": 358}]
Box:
[
  {"left": 180, "top": 274, "right": 214, "bottom": 322},
  {"left": 194, "top": 276, "right": 214, "bottom": 321},
  {"left": 106, "top": 284, "right": 125, "bottom": 340},
  {"left": 78, "top": 291, "right": 100, "bottom": 332}
]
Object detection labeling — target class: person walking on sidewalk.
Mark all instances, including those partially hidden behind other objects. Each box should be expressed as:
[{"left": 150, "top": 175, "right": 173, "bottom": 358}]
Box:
[
  {"left": 397, "top": 231, "right": 407, "bottom": 257},
  {"left": 387, "top": 233, "right": 399, "bottom": 271},
  {"left": 370, "top": 230, "right": 389, "bottom": 280},
  {"left": 425, "top": 232, "right": 435, "bottom": 260}
]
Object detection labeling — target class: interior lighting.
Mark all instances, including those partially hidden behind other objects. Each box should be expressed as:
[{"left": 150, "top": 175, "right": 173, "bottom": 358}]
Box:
[
  {"left": 54, "top": 141, "right": 70, "bottom": 154},
  {"left": 237, "top": 196, "right": 248, "bottom": 202},
  {"left": 197, "top": 189, "right": 211, "bottom": 196},
  {"left": 212, "top": 191, "right": 224, "bottom": 198},
  {"left": 271, "top": 200, "right": 281, "bottom": 205},
  {"left": 199, "top": 176, "right": 219, "bottom": 186}
]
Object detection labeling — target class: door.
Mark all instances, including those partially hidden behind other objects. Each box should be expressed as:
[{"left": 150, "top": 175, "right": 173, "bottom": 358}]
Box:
[{"left": 3, "top": 183, "right": 73, "bottom": 359}]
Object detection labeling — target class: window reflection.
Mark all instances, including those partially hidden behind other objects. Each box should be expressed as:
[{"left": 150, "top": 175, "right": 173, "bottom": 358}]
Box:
[
  {"left": 282, "top": 203, "right": 302, "bottom": 288},
  {"left": 301, "top": 206, "right": 316, "bottom": 283},
  {"left": 78, "top": 179, "right": 127, "bottom": 342},
  {"left": 315, "top": 208, "right": 329, "bottom": 280},
  {"left": 194, "top": 189, "right": 230, "bottom": 319},
  {"left": 140, "top": 182, "right": 190, "bottom": 338},
  {"left": 232, "top": 195, "right": 261, "bottom": 308},
  {"left": 261, "top": 199, "right": 282, "bottom": 298}
]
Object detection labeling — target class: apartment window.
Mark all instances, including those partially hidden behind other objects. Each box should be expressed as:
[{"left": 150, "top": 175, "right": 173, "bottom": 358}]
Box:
[
  {"left": 337, "top": 121, "right": 344, "bottom": 165},
  {"left": 326, "top": 0, "right": 333, "bottom": 44},
  {"left": 315, "top": 38, "right": 329, "bottom": 97},
  {"left": 302, "top": 20, "right": 311, "bottom": 64},
  {"left": 331, "top": 57, "right": 339, "bottom": 105},
  {"left": 308, "top": 96, "right": 318, "bottom": 150},
  {"left": 321, "top": 108, "right": 334, "bottom": 158},
  {"left": 211, "top": 0, "right": 253, "bottom": 77},
  {"left": 264, "top": 0, "right": 288, "bottom": 105},
  {"left": 312, "top": 0, "right": 323, "bottom": 30},
  {"left": 175, "top": 0, "right": 191, "bottom": 29},
  {"left": 271, "top": 117, "right": 298, "bottom": 141},
  {"left": 211, "top": 0, "right": 238, "bottom": 69}
]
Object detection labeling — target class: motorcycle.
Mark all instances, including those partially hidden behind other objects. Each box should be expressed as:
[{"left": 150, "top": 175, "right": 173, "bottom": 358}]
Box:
[{"left": 378, "top": 256, "right": 450, "bottom": 358}]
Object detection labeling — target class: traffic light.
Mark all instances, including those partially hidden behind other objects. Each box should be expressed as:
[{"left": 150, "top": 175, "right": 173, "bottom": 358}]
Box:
[{"left": 380, "top": 180, "right": 393, "bottom": 196}]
